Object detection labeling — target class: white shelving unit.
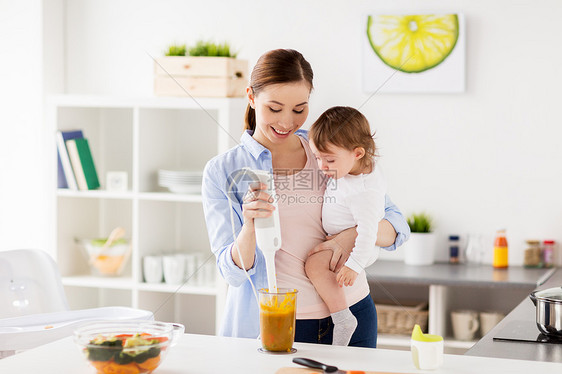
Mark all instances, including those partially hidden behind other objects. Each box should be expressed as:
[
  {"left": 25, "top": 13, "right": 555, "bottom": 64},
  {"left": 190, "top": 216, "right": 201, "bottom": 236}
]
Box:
[{"left": 48, "top": 94, "right": 247, "bottom": 335}]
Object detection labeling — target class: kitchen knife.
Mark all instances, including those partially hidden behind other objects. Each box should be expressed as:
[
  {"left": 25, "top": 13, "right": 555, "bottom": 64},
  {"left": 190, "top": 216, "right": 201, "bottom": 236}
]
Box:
[
  {"left": 292, "top": 357, "right": 348, "bottom": 374},
  {"left": 277, "top": 366, "right": 413, "bottom": 374}
]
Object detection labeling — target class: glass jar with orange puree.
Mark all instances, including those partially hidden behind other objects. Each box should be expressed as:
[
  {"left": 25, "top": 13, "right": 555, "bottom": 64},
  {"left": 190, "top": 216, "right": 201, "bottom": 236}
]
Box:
[{"left": 258, "top": 288, "right": 297, "bottom": 353}]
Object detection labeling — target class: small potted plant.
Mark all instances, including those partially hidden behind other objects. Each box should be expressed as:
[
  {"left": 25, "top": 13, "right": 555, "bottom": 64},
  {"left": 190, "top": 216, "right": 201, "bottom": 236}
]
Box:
[
  {"left": 165, "top": 43, "right": 187, "bottom": 57},
  {"left": 154, "top": 40, "right": 248, "bottom": 98},
  {"left": 404, "top": 212, "right": 436, "bottom": 266}
]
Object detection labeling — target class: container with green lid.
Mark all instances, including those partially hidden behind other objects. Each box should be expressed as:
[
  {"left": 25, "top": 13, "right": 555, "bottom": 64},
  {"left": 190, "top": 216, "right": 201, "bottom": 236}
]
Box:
[{"left": 411, "top": 324, "right": 443, "bottom": 370}]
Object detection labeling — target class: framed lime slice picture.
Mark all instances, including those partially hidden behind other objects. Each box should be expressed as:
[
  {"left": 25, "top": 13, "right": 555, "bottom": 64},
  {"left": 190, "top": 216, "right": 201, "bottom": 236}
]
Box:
[
  {"left": 367, "top": 14, "right": 459, "bottom": 73},
  {"left": 363, "top": 13, "right": 465, "bottom": 93}
]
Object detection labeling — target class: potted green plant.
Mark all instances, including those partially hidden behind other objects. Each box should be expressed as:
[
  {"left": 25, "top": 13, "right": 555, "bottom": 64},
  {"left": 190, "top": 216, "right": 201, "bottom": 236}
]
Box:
[
  {"left": 154, "top": 41, "right": 248, "bottom": 98},
  {"left": 165, "top": 43, "right": 187, "bottom": 57},
  {"left": 404, "top": 212, "right": 436, "bottom": 266}
]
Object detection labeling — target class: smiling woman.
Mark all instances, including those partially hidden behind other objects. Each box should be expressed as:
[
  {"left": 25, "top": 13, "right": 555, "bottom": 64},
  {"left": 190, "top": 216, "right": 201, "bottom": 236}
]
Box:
[
  {"left": 244, "top": 49, "right": 312, "bottom": 146},
  {"left": 201, "top": 49, "right": 410, "bottom": 347},
  {"left": 247, "top": 82, "right": 310, "bottom": 145}
]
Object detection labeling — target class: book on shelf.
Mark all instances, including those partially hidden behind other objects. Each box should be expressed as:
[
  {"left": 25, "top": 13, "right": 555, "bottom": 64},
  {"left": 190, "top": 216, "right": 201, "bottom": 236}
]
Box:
[
  {"left": 66, "top": 138, "right": 100, "bottom": 190},
  {"left": 56, "top": 129, "right": 84, "bottom": 190}
]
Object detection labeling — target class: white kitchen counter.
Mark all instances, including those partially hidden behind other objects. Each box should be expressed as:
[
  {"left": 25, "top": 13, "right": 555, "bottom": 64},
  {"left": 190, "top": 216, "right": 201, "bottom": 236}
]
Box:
[{"left": 1, "top": 333, "right": 560, "bottom": 374}]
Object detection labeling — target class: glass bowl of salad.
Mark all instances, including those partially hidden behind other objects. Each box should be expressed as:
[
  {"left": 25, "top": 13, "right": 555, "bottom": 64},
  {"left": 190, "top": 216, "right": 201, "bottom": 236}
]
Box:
[{"left": 74, "top": 320, "right": 184, "bottom": 374}]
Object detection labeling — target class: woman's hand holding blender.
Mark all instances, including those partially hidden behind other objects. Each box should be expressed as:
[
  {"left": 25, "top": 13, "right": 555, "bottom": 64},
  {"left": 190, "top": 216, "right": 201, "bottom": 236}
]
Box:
[{"left": 232, "top": 182, "right": 276, "bottom": 271}]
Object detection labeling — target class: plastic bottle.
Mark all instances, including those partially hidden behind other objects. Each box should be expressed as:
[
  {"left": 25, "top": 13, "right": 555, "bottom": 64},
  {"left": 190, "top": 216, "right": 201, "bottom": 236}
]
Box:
[
  {"left": 493, "top": 230, "right": 508, "bottom": 269},
  {"left": 449, "top": 235, "right": 460, "bottom": 264},
  {"left": 542, "top": 240, "right": 555, "bottom": 268}
]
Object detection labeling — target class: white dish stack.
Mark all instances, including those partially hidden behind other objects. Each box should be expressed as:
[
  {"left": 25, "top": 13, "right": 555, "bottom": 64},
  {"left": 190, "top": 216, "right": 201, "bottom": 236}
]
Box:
[{"left": 158, "top": 169, "right": 203, "bottom": 194}]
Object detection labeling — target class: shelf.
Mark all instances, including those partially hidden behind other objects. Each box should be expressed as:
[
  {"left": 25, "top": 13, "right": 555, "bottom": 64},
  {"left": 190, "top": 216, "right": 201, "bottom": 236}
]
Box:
[
  {"left": 137, "top": 282, "right": 218, "bottom": 296},
  {"left": 57, "top": 189, "right": 133, "bottom": 199},
  {"left": 137, "top": 192, "right": 203, "bottom": 203},
  {"left": 62, "top": 275, "right": 135, "bottom": 290},
  {"left": 48, "top": 94, "right": 245, "bottom": 110},
  {"left": 62, "top": 276, "right": 218, "bottom": 296},
  {"left": 57, "top": 189, "right": 203, "bottom": 203},
  {"left": 51, "top": 94, "right": 246, "bottom": 335}
]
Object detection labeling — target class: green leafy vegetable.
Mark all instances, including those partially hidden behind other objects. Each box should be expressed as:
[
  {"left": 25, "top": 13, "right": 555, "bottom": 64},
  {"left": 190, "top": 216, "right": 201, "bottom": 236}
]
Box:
[
  {"left": 85, "top": 334, "right": 161, "bottom": 363},
  {"left": 114, "top": 351, "right": 135, "bottom": 365},
  {"left": 133, "top": 347, "right": 161, "bottom": 364},
  {"left": 86, "top": 339, "right": 122, "bottom": 362}
]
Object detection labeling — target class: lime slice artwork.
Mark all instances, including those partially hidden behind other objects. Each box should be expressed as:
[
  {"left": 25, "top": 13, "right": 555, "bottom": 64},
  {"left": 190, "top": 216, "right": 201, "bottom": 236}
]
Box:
[{"left": 367, "top": 14, "right": 459, "bottom": 73}]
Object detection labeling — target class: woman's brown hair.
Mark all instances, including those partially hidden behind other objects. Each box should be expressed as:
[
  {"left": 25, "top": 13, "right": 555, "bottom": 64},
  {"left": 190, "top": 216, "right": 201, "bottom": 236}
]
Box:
[
  {"left": 244, "top": 49, "right": 314, "bottom": 131},
  {"left": 309, "top": 106, "right": 377, "bottom": 172}
]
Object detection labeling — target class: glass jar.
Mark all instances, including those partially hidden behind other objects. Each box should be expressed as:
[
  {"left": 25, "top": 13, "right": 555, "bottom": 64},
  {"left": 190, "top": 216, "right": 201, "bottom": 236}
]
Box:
[
  {"left": 523, "top": 240, "right": 542, "bottom": 268},
  {"left": 465, "top": 234, "right": 485, "bottom": 265},
  {"left": 448, "top": 235, "right": 460, "bottom": 264},
  {"left": 542, "top": 240, "right": 555, "bottom": 268}
]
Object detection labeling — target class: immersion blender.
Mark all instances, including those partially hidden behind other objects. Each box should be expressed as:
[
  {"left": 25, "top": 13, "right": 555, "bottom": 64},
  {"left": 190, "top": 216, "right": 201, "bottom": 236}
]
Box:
[{"left": 250, "top": 169, "right": 282, "bottom": 292}]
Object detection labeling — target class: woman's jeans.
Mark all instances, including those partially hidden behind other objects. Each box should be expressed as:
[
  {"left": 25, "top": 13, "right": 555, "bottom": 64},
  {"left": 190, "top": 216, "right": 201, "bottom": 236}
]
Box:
[{"left": 294, "top": 294, "right": 377, "bottom": 348}]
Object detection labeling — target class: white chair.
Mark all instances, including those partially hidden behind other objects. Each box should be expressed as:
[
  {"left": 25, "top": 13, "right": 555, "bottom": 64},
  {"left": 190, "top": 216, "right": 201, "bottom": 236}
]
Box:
[
  {"left": 0, "top": 249, "right": 69, "bottom": 319},
  {"left": 0, "top": 249, "right": 153, "bottom": 358}
]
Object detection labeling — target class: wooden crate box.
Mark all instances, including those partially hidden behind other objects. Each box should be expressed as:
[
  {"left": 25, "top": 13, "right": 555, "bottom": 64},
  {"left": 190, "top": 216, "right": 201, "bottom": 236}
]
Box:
[{"left": 154, "top": 56, "right": 248, "bottom": 98}]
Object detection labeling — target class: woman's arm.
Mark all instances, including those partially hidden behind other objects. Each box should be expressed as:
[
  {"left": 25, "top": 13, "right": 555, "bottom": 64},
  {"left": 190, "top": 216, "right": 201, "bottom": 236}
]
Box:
[
  {"left": 380, "top": 194, "right": 410, "bottom": 250},
  {"left": 377, "top": 219, "right": 399, "bottom": 247},
  {"left": 201, "top": 162, "right": 274, "bottom": 285}
]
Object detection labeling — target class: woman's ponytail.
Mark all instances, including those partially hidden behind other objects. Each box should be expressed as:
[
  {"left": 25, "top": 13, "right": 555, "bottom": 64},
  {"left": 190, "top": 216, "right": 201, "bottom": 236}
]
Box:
[{"left": 244, "top": 104, "right": 256, "bottom": 131}]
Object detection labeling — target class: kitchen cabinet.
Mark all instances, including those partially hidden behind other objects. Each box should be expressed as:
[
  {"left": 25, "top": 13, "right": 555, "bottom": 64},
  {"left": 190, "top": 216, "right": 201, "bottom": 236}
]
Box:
[
  {"left": 365, "top": 260, "right": 555, "bottom": 352},
  {"left": 47, "top": 94, "right": 247, "bottom": 334}
]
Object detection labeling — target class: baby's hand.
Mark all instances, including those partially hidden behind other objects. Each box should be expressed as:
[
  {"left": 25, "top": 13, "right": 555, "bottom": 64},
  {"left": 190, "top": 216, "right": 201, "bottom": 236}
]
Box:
[{"left": 336, "top": 266, "right": 358, "bottom": 287}]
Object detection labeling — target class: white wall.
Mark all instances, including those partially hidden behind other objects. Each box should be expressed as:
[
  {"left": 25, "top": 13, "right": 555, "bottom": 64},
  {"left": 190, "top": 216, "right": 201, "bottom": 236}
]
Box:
[
  {"left": 6, "top": 0, "right": 559, "bottom": 264},
  {"left": 0, "top": 1, "right": 51, "bottom": 252},
  {"left": 63, "top": 0, "right": 562, "bottom": 266}
]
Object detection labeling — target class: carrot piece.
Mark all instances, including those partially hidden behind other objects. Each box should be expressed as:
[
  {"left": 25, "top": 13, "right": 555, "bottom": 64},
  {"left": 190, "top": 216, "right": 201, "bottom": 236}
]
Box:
[
  {"left": 115, "top": 334, "right": 134, "bottom": 339},
  {"left": 102, "top": 361, "right": 140, "bottom": 374},
  {"left": 136, "top": 356, "right": 161, "bottom": 372},
  {"left": 90, "top": 360, "right": 109, "bottom": 373}
]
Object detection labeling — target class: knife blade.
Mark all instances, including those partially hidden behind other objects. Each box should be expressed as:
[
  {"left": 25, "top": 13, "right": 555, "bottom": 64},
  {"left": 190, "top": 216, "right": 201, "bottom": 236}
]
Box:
[{"left": 292, "top": 357, "right": 348, "bottom": 374}]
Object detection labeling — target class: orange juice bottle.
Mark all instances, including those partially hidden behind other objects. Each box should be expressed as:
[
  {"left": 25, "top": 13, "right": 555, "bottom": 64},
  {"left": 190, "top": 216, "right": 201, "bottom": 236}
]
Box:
[{"left": 493, "top": 229, "right": 508, "bottom": 268}]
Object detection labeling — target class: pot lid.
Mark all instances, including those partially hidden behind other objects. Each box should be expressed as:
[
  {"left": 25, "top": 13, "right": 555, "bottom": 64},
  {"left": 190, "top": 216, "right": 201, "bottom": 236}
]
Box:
[{"left": 533, "top": 286, "right": 562, "bottom": 301}]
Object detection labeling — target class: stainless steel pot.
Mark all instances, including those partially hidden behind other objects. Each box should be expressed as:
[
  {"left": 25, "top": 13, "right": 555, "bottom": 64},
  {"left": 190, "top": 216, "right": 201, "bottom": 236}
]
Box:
[{"left": 529, "top": 286, "right": 562, "bottom": 336}]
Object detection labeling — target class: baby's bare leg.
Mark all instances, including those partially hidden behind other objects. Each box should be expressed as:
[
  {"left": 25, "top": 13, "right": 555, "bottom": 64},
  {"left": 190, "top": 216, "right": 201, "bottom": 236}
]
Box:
[
  {"left": 305, "top": 250, "right": 358, "bottom": 346},
  {"left": 305, "top": 251, "right": 347, "bottom": 313}
]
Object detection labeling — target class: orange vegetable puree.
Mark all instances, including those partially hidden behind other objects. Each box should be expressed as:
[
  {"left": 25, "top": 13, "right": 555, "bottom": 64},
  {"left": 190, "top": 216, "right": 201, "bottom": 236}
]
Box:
[{"left": 259, "top": 293, "right": 296, "bottom": 352}]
